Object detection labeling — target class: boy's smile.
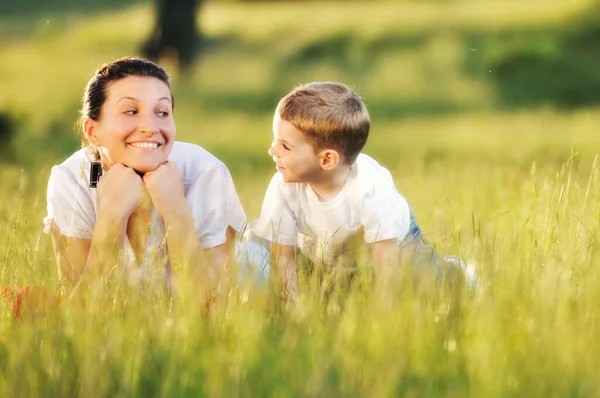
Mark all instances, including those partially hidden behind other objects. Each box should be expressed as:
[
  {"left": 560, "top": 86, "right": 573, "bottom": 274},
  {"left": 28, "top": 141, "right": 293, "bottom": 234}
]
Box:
[{"left": 269, "top": 115, "right": 321, "bottom": 183}]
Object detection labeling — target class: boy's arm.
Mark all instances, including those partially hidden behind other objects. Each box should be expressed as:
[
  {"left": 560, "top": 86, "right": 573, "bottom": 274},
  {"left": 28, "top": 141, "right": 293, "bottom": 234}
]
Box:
[
  {"left": 251, "top": 173, "right": 299, "bottom": 300},
  {"left": 271, "top": 242, "right": 297, "bottom": 301},
  {"left": 372, "top": 238, "right": 399, "bottom": 285},
  {"left": 359, "top": 168, "right": 412, "bottom": 285}
]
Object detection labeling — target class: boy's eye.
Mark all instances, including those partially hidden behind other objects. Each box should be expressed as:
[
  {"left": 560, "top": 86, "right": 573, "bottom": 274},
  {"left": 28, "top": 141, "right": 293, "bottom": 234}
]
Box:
[
  {"left": 282, "top": 143, "right": 290, "bottom": 150},
  {"left": 124, "top": 110, "right": 137, "bottom": 115},
  {"left": 157, "top": 111, "right": 169, "bottom": 117}
]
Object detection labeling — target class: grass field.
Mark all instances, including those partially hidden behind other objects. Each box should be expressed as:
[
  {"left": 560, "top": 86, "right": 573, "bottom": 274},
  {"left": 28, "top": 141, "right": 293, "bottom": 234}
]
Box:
[{"left": 1, "top": 0, "right": 600, "bottom": 396}]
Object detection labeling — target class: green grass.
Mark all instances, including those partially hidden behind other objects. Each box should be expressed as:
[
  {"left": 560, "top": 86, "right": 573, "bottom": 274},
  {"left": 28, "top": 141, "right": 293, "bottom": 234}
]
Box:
[{"left": 2, "top": 0, "right": 600, "bottom": 396}]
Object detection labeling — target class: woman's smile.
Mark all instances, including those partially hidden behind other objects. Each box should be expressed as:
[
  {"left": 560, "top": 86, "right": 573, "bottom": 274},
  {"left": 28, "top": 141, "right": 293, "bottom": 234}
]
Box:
[{"left": 128, "top": 141, "right": 161, "bottom": 150}]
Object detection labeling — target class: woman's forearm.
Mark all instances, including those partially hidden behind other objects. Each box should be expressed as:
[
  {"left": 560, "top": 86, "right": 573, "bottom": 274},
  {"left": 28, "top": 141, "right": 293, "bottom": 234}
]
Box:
[
  {"left": 70, "top": 210, "right": 128, "bottom": 299},
  {"left": 88, "top": 215, "right": 128, "bottom": 273},
  {"left": 162, "top": 204, "right": 203, "bottom": 276}
]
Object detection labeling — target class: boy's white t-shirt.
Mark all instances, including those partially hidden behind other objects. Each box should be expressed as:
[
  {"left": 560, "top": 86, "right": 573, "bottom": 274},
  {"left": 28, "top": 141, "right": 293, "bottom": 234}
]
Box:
[
  {"left": 43, "top": 141, "right": 246, "bottom": 281},
  {"left": 251, "top": 153, "right": 411, "bottom": 266}
]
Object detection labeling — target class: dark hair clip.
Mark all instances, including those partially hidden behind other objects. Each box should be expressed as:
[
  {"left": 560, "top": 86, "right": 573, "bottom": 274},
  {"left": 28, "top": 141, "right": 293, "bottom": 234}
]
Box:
[{"left": 89, "top": 161, "right": 103, "bottom": 188}]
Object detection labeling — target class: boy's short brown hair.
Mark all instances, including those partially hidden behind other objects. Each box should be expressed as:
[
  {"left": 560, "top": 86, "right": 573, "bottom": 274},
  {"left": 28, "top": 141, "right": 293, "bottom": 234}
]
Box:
[{"left": 276, "top": 82, "right": 370, "bottom": 164}]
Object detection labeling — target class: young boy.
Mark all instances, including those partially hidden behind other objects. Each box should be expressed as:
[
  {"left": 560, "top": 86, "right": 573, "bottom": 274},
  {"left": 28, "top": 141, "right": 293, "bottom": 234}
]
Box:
[{"left": 249, "top": 82, "right": 467, "bottom": 296}]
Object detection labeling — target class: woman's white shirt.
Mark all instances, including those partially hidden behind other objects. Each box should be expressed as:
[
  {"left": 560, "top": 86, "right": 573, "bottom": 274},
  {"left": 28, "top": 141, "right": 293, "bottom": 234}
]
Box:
[{"left": 43, "top": 141, "right": 246, "bottom": 282}]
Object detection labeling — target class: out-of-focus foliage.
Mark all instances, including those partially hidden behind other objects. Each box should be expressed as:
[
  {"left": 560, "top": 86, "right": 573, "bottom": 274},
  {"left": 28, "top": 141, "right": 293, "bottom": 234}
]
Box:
[
  {"left": 475, "top": 5, "right": 600, "bottom": 108},
  {"left": 0, "top": 0, "right": 143, "bottom": 16}
]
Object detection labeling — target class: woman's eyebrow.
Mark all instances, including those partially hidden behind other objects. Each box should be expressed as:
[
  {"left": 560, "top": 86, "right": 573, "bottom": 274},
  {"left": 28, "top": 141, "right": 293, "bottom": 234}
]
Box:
[
  {"left": 115, "top": 96, "right": 172, "bottom": 103},
  {"left": 116, "top": 96, "right": 138, "bottom": 103}
]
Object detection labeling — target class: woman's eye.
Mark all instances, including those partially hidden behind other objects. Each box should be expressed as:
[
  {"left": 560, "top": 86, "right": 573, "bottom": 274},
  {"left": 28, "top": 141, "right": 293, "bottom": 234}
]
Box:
[
  {"left": 124, "top": 110, "right": 137, "bottom": 115},
  {"left": 282, "top": 143, "right": 290, "bottom": 150},
  {"left": 157, "top": 111, "right": 169, "bottom": 117}
]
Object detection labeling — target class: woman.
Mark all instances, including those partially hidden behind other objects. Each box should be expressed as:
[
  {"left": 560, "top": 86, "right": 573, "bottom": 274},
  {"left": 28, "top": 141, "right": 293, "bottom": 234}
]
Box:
[{"left": 43, "top": 57, "right": 246, "bottom": 295}]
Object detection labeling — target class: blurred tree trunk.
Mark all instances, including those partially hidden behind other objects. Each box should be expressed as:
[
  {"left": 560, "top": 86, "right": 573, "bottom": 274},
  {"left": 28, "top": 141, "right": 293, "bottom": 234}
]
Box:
[
  {"left": 0, "top": 111, "right": 16, "bottom": 162},
  {"left": 142, "top": 0, "right": 204, "bottom": 74}
]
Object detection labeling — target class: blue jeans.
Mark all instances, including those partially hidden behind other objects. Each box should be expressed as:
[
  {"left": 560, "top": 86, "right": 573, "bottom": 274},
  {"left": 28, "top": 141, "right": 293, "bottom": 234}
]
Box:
[
  {"left": 399, "top": 210, "right": 440, "bottom": 265},
  {"left": 402, "top": 212, "right": 478, "bottom": 293}
]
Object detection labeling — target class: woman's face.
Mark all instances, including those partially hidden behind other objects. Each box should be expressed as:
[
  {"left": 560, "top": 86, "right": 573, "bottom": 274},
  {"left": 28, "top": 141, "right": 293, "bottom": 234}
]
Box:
[{"left": 86, "top": 75, "right": 176, "bottom": 173}]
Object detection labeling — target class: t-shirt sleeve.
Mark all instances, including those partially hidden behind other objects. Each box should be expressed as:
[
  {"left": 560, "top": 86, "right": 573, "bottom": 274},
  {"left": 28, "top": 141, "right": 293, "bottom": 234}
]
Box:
[
  {"left": 250, "top": 173, "right": 298, "bottom": 246},
  {"left": 359, "top": 170, "right": 411, "bottom": 243},
  {"left": 43, "top": 164, "right": 96, "bottom": 239},
  {"left": 187, "top": 162, "right": 247, "bottom": 249}
]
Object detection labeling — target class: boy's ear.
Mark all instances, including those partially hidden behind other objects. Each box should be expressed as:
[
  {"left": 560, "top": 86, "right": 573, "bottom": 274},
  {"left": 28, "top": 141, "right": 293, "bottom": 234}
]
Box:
[
  {"left": 83, "top": 118, "right": 100, "bottom": 146},
  {"left": 319, "top": 149, "right": 341, "bottom": 171}
]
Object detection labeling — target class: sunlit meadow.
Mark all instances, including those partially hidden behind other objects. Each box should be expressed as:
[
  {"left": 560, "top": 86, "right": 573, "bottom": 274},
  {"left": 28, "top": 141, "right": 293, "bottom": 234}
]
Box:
[{"left": 1, "top": 0, "right": 600, "bottom": 396}]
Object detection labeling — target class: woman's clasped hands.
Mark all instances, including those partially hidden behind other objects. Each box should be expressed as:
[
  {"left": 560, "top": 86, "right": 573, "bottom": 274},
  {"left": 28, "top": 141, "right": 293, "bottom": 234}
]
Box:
[{"left": 96, "top": 161, "right": 187, "bottom": 223}]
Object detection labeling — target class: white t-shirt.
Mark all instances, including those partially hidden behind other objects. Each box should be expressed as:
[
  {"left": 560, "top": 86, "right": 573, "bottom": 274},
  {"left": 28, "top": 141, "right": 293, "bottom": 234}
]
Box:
[
  {"left": 251, "top": 153, "right": 411, "bottom": 266},
  {"left": 43, "top": 141, "right": 246, "bottom": 281}
]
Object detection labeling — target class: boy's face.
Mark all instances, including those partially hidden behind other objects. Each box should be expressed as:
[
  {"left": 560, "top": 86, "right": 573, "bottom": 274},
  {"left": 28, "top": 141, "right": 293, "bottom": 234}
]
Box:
[{"left": 269, "top": 115, "right": 322, "bottom": 183}]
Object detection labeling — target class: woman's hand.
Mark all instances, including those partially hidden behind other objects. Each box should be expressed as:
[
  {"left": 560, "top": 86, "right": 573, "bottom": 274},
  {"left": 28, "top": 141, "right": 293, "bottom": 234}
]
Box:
[
  {"left": 143, "top": 162, "right": 188, "bottom": 221},
  {"left": 97, "top": 163, "right": 145, "bottom": 221},
  {"left": 143, "top": 162, "right": 200, "bottom": 278}
]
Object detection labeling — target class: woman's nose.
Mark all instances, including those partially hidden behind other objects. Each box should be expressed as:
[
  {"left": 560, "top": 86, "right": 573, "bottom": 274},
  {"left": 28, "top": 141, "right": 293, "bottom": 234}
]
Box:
[
  {"left": 268, "top": 144, "right": 276, "bottom": 157},
  {"left": 140, "top": 126, "right": 159, "bottom": 135},
  {"left": 139, "top": 114, "right": 159, "bottom": 135}
]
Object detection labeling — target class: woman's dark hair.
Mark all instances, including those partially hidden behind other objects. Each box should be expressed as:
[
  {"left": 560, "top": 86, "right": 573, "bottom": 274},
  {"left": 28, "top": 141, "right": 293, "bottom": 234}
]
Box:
[{"left": 80, "top": 56, "right": 174, "bottom": 125}]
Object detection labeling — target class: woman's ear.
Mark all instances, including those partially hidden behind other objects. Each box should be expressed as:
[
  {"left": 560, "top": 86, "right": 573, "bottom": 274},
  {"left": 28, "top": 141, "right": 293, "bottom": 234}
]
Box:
[
  {"left": 319, "top": 149, "right": 341, "bottom": 171},
  {"left": 83, "top": 118, "right": 100, "bottom": 146}
]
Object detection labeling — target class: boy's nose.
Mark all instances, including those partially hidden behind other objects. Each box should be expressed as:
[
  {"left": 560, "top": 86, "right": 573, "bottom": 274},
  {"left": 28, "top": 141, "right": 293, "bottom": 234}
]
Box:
[{"left": 268, "top": 145, "right": 276, "bottom": 157}]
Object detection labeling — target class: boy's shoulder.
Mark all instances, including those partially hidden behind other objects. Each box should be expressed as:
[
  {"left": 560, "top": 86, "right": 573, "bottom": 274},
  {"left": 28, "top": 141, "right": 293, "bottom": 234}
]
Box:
[
  {"left": 353, "top": 152, "right": 384, "bottom": 174},
  {"left": 348, "top": 153, "right": 396, "bottom": 194}
]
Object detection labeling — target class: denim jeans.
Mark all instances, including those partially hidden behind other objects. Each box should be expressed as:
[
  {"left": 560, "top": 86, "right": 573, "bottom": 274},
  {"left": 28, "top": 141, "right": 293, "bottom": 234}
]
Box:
[{"left": 399, "top": 211, "right": 441, "bottom": 268}]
